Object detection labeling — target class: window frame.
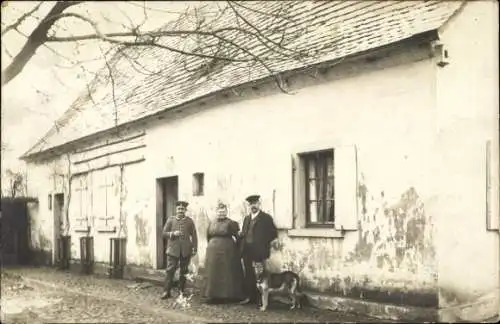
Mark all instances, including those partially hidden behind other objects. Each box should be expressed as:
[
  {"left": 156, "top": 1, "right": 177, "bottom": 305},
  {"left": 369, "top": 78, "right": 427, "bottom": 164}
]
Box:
[
  {"left": 300, "top": 148, "right": 335, "bottom": 228},
  {"left": 48, "top": 193, "right": 52, "bottom": 211},
  {"left": 192, "top": 172, "right": 205, "bottom": 197}
]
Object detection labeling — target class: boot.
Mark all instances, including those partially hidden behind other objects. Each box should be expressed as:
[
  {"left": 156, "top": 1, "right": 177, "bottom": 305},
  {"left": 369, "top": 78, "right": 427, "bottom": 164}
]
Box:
[
  {"left": 178, "top": 276, "right": 186, "bottom": 295},
  {"left": 162, "top": 272, "right": 174, "bottom": 299}
]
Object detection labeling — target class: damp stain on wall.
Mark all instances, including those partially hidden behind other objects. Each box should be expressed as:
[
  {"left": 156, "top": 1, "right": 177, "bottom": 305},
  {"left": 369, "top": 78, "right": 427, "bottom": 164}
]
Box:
[
  {"left": 270, "top": 181, "right": 438, "bottom": 307},
  {"left": 134, "top": 214, "right": 148, "bottom": 246},
  {"left": 347, "top": 185, "right": 435, "bottom": 273}
]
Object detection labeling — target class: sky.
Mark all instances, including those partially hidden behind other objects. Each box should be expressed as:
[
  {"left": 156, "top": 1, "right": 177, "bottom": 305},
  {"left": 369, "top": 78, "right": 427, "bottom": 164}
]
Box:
[{"left": 1, "top": 1, "right": 196, "bottom": 173}]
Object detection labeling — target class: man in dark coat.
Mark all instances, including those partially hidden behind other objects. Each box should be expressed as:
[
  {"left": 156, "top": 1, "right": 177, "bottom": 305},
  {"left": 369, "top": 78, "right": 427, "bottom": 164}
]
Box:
[
  {"left": 161, "top": 201, "right": 198, "bottom": 299},
  {"left": 238, "top": 194, "right": 278, "bottom": 305}
]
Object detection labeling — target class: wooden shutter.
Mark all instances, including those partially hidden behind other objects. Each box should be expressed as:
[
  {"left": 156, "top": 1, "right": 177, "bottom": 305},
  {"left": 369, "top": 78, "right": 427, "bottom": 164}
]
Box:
[
  {"left": 334, "top": 145, "right": 359, "bottom": 231},
  {"left": 69, "top": 177, "right": 81, "bottom": 229},
  {"left": 80, "top": 175, "right": 89, "bottom": 229},
  {"left": 107, "top": 167, "right": 121, "bottom": 222},
  {"left": 96, "top": 167, "right": 120, "bottom": 232},
  {"left": 72, "top": 175, "right": 89, "bottom": 232},
  {"left": 94, "top": 169, "right": 107, "bottom": 230}
]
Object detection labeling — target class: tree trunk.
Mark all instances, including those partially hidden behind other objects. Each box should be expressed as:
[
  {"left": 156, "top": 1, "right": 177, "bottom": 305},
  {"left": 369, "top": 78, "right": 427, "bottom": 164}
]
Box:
[{"left": 2, "top": 1, "right": 81, "bottom": 86}]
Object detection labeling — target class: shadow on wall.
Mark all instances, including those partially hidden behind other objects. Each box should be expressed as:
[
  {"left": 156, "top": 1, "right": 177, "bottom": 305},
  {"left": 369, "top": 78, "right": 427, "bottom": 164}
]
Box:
[
  {"left": 1, "top": 198, "right": 52, "bottom": 266},
  {"left": 31, "top": 231, "right": 53, "bottom": 266},
  {"left": 134, "top": 214, "right": 148, "bottom": 246},
  {"left": 28, "top": 201, "right": 53, "bottom": 266}
]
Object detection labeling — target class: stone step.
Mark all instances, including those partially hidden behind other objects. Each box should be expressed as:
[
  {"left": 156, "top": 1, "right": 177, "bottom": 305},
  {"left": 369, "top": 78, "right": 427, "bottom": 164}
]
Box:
[
  {"left": 134, "top": 273, "right": 202, "bottom": 289},
  {"left": 134, "top": 274, "right": 163, "bottom": 286}
]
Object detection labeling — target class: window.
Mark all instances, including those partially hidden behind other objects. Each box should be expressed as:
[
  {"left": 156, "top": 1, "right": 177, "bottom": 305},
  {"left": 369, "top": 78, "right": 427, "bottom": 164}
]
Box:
[
  {"left": 193, "top": 172, "right": 204, "bottom": 196},
  {"left": 302, "top": 150, "right": 334, "bottom": 226},
  {"left": 290, "top": 144, "right": 358, "bottom": 234},
  {"left": 48, "top": 194, "right": 52, "bottom": 211}
]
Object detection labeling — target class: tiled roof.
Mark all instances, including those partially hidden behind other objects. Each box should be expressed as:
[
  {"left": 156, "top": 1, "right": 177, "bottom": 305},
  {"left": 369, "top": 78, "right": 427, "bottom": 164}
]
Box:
[{"left": 23, "top": 0, "right": 464, "bottom": 158}]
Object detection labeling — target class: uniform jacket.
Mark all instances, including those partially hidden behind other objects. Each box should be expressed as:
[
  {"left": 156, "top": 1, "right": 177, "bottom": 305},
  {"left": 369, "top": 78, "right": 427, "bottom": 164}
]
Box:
[
  {"left": 239, "top": 211, "right": 278, "bottom": 262},
  {"left": 162, "top": 215, "right": 198, "bottom": 258}
]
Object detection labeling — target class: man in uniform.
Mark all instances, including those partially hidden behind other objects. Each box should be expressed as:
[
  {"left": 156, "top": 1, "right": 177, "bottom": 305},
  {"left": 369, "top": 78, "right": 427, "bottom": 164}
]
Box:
[
  {"left": 161, "top": 200, "right": 198, "bottom": 299},
  {"left": 238, "top": 194, "right": 278, "bottom": 305}
]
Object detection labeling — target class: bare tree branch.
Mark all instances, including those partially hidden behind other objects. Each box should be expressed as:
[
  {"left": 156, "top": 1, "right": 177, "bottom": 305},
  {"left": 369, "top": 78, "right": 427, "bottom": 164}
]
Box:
[
  {"left": 2, "top": 1, "right": 82, "bottom": 86},
  {"left": 43, "top": 12, "right": 255, "bottom": 63},
  {"left": 2, "top": 0, "right": 320, "bottom": 95},
  {"left": 1, "top": 42, "right": 14, "bottom": 59},
  {"left": 227, "top": 2, "right": 307, "bottom": 59},
  {"left": 126, "top": 1, "right": 209, "bottom": 16},
  {"left": 99, "top": 44, "right": 119, "bottom": 127},
  {"left": 63, "top": 153, "right": 72, "bottom": 235},
  {"left": 1, "top": 2, "right": 43, "bottom": 36},
  {"left": 136, "top": 1, "right": 148, "bottom": 31}
]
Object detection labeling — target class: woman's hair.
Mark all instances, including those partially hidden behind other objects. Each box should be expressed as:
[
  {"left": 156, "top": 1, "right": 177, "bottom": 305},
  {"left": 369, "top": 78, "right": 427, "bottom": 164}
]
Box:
[{"left": 216, "top": 200, "right": 227, "bottom": 210}]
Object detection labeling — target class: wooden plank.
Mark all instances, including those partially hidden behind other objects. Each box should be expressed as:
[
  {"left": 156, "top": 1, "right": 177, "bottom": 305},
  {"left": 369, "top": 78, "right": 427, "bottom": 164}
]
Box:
[
  {"left": 74, "top": 131, "right": 145, "bottom": 155},
  {"left": 72, "top": 149, "right": 145, "bottom": 175},
  {"left": 72, "top": 135, "right": 145, "bottom": 164}
]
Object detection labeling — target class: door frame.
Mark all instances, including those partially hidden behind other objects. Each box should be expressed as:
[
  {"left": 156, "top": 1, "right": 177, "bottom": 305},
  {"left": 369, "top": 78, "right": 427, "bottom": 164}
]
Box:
[{"left": 155, "top": 176, "right": 178, "bottom": 269}]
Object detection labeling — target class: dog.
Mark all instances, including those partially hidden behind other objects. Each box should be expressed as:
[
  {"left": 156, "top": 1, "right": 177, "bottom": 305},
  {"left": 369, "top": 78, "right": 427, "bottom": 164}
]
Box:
[{"left": 254, "top": 262, "right": 304, "bottom": 311}]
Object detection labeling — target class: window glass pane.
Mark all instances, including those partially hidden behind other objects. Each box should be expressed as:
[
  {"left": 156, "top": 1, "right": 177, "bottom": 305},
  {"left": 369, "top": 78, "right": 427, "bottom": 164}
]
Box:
[
  {"left": 317, "top": 173, "right": 325, "bottom": 198},
  {"left": 308, "top": 179, "right": 317, "bottom": 200},
  {"left": 309, "top": 201, "right": 318, "bottom": 223},
  {"left": 317, "top": 199, "right": 325, "bottom": 222},
  {"left": 326, "top": 177, "right": 334, "bottom": 200},
  {"left": 327, "top": 155, "right": 334, "bottom": 176},
  {"left": 303, "top": 150, "right": 335, "bottom": 225},
  {"left": 326, "top": 200, "right": 335, "bottom": 222},
  {"left": 307, "top": 158, "right": 316, "bottom": 178}
]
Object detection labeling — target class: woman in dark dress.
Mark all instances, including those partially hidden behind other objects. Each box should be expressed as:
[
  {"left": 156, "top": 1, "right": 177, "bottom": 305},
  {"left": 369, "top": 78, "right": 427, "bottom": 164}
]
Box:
[{"left": 203, "top": 202, "right": 245, "bottom": 303}]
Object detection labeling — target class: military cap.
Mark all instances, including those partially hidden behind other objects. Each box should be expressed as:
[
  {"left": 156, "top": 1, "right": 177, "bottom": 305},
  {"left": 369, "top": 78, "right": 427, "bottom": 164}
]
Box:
[
  {"left": 245, "top": 195, "right": 260, "bottom": 203},
  {"left": 176, "top": 201, "right": 189, "bottom": 207}
]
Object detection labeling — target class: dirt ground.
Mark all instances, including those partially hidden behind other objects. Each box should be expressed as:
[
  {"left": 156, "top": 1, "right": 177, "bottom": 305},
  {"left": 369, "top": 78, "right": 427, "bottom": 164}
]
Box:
[{"left": 1, "top": 266, "right": 384, "bottom": 323}]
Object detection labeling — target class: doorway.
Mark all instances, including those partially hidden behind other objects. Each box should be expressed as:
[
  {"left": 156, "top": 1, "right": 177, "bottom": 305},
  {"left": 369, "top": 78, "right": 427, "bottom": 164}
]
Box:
[
  {"left": 53, "top": 193, "right": 64, "bottom": 264},
  {"left": 156, "top": 176, "right": 178, "bottom": 269}
]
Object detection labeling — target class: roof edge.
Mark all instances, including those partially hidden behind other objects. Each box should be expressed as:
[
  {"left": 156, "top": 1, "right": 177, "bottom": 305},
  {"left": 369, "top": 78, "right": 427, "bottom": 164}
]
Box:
[
  {"left": 437, "top": 1, "right": 469, "bottom": 36},
  {"left": 20, "top": 29, "right": 440, "bottom": 162},
  {"left": 20, "top": 48, "right": 126, "bottom": 160}
]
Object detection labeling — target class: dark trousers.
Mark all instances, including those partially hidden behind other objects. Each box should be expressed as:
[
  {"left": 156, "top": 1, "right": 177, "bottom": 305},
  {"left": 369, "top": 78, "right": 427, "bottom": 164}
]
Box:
[
  {"left": 242, "top": 254, "right": 259, "bottom": 302},
  {"left": 165, "top": 254, "right": 191, "bottom": 293}
]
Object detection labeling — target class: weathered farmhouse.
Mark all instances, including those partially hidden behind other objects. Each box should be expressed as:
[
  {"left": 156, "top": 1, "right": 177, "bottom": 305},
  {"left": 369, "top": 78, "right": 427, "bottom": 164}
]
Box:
[{"left": 22, "top": 1, "right": 499, "bottom": 322}]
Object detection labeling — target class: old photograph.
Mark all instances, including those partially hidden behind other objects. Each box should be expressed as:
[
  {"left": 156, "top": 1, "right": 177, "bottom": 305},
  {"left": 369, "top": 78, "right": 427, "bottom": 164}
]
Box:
[{"left": 1, "top": 1, "right": 499, "bottom": 323}]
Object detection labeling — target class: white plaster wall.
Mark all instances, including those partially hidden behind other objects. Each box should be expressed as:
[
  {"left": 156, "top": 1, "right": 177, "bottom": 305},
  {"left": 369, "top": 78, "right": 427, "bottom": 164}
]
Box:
[
  {"left": 434, "top": 0, "right": 499, "bottom": 318},
  {"left": 25, "top": 159, "right": 61, "bottom": 262},
  {"left": 121, "top": 161, "right": 156, "bottom": 267},
  {"left": 142, "top": 52, "right": 438, "bottom": 298}
]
